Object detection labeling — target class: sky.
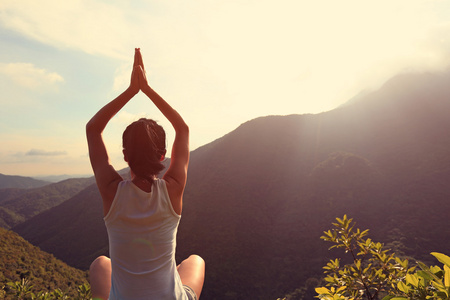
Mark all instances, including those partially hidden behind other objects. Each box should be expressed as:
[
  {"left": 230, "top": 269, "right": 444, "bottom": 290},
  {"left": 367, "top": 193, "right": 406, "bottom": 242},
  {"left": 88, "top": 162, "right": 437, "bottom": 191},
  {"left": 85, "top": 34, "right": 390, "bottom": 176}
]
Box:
[{"left": 1, "top": 0, "right": 450, "bottom": 177}]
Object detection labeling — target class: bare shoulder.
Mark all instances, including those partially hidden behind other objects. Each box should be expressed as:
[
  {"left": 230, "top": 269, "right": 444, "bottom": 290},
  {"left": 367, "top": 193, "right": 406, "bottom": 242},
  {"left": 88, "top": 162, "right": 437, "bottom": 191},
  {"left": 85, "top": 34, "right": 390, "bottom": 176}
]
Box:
[{"left": 94, "top": 164, "right": 123, "bottom": 216}]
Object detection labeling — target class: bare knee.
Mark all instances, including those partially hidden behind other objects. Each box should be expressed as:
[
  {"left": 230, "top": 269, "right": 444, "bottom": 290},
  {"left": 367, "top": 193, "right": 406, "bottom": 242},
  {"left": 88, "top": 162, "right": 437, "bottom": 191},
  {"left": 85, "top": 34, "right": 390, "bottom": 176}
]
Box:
[
  {"left": 90, "top": 256, "right": 111, "bottom": 273},
  {"left": 178, "top": 255, "right": 205, "bottom": 298},
  {"left": 180, "top": 254, "right": 205, "bottom": 275},
  {"left": 186, "top": 254, "right": 205, "bottom": 266}
]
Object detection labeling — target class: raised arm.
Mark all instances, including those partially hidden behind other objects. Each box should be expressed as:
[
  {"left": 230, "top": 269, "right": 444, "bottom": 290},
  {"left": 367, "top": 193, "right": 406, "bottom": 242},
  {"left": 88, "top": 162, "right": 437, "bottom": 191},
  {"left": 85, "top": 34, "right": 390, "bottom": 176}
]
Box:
[
  {"left": 86, "top": 50, "right": 141, "bottom": 215},
  {"left": 136, "top": 50, "right": 189, "bottom": 214}
]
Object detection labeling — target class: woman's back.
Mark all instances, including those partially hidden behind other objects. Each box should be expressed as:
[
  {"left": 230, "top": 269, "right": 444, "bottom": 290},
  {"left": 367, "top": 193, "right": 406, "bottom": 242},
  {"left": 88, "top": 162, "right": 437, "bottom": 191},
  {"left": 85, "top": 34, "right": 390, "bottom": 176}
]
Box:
[{"left": 105, "top": 179, "right": 187, "bottom": 300}]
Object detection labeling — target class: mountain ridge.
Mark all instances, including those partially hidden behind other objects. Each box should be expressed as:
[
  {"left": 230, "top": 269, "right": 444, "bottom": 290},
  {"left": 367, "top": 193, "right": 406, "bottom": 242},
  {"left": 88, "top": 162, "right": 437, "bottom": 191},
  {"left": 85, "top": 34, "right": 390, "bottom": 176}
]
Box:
[
  {"left": 0, "top": 177, "right": 95, "bottom": 229},
  {"left": 0, "top": 173, "right": 49, "bottom": 189}
]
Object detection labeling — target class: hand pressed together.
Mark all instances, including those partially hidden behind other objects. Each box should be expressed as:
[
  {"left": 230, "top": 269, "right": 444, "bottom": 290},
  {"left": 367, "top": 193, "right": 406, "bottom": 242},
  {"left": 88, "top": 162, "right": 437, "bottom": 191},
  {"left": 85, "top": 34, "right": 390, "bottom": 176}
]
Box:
[{"left": 129, "top": 48, "right": 150, "bottom": 94}]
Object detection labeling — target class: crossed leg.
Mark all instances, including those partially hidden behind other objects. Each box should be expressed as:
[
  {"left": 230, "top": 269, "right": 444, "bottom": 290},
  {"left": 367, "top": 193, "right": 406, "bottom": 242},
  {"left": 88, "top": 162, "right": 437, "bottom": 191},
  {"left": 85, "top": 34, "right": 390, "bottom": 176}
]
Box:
[
  {"left": 89, "top": 255, "right": 205, "bottom": 300},
  {"left": 177, "top": 255, "right": 206, "bottom": 299},
  {"left": 89, "top": 256, "right": 111, "bottom": 300}
]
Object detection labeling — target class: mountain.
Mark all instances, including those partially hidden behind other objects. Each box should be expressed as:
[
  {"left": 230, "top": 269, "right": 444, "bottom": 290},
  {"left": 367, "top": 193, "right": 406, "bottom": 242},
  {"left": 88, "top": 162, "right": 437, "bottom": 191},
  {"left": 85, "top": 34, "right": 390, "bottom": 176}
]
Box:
[
  {"left": 13, "top": 69, "right": 450, "bottom": 299},
  {"left": 32, "top": 174, "right": 91, "bottom": 183},
  {"left": 13, "top": 184, "right": 108, "bottom": 269},
  {"left": 0, "top": 177, "right": 94, "bottom": 229},
  {"left": 0, "top": 173, "right": 49, "bottom": 189},
  {"left": 0, "top": 227, "right": 88, "bottom": 297},
  {"left": 10, "top": 169, "right": 133, "bottom": 268}
]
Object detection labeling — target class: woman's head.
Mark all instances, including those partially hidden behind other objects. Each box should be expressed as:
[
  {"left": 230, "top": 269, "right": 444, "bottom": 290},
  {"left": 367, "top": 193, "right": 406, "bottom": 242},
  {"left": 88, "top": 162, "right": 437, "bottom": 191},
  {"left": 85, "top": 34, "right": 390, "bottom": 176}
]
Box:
[{"left": 122, "top": 118, "right": 166, "bottom": 182}]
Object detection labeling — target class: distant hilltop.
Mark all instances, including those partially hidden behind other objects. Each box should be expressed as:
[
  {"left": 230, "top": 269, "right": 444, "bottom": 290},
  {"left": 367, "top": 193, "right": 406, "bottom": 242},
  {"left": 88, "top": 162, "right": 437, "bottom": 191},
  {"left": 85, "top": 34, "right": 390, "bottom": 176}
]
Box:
[
  {"left": 0, "top": 173, "right": 92, "bottom": 187},
  {"left": 32, "top": 174, "right": 92, "bottom": 183},
  {"left": 0, "top": 173, "right": 49, "bottom": 189}
]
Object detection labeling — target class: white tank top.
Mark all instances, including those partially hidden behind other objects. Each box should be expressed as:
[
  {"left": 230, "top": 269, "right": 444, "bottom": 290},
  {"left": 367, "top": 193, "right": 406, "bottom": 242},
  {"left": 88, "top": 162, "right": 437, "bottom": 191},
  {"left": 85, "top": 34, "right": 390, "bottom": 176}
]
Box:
[{"left": 104, "top": 179, "right": 187, "bottom": 300}]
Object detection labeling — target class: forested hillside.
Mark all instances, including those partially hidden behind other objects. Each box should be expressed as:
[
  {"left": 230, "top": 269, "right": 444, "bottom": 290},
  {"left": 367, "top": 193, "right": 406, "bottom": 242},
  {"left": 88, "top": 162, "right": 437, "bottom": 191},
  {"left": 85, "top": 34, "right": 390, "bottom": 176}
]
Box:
[
  {"left": 11, "top": 169, "right": 133, "bottom": 268},
  {"left": 0, "top": 177, "right": 94, "bottom": 229},
  {"left": 11, "top": 69, "right": 450, "bottom": 299},
  {"left": 0, "top": 227, "right": 88, "bottom": 297}
]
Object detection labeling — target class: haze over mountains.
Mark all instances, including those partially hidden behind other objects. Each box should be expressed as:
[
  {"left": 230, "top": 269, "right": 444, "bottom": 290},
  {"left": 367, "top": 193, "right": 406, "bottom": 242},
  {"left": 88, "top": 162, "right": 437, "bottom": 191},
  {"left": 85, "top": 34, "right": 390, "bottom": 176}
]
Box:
[
  {"left": 32, "top": 174, "right": 92, "bottom": 183},
  {"left": 0, "top": 173, "right": 49, "bottom": 189},
  {"left": 3, "top": 68, "right": 450, "bottom": 299}
]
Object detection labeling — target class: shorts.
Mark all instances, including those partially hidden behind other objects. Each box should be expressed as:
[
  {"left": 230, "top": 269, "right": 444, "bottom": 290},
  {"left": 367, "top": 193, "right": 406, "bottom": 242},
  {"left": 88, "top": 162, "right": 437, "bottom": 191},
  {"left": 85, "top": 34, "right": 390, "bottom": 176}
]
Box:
[{"left": 184, "top": 285, "right": 198, "bottom": 300}]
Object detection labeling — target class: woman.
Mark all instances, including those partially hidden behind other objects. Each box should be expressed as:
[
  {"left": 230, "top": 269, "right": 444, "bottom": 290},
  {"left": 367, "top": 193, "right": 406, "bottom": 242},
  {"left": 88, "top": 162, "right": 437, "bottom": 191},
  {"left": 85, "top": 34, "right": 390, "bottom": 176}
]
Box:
[{"left": 86, "top": 48, "right": 205, "bottom": 300}]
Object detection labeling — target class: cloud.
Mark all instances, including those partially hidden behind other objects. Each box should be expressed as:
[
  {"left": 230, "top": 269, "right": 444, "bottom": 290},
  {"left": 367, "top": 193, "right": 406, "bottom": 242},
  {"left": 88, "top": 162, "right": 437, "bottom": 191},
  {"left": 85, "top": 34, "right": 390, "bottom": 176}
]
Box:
[
  {"left": 187, "top": 0, "right": 450, "bottom": 113},
  {"left": 0, "top": 1, "right": 140, "bottom": 60},
  {"left": 25, "top": 149, "right": 67, "bottom": 156},
  {"left": 0, "top": 62, "right": 64, "bottom": 89},
  {"left": 2, "top": 0, "right": 444, "bottom": 104},
  {"left": 2, "top": 0, "right": 450, "bottom": 178}
]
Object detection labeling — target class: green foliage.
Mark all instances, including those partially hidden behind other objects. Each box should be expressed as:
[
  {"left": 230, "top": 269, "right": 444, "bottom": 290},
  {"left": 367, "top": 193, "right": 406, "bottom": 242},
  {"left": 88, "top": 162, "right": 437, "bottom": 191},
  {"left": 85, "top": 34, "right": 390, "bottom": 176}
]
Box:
[
  {"left": 3, "top": 279, "right": 91, "bottom": 299},
  {"left": 383, "top": 252, "right": 450, "bottom": 300},
  {"left": 6, "top": 278, "right": 34, "bottom": 299},
  {"left": 0, "top": 228, "right": 89, "bottom": 298},
  {"left": 316, "top": 215, "right": 412, "bottom": 300},
  {"left": 76, "top": 283, "right": 92, "bottom": 300},
  {"left": 315, "top": 216, "right": 450, "bottom": 300}
]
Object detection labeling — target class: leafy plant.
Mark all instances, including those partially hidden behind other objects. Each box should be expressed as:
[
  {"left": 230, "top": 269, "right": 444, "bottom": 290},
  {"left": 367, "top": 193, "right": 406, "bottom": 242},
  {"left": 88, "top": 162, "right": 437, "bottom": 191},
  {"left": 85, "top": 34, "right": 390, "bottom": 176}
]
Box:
[
  {"left": 6, "top": 278, "right": 34, "bottom": 299},
  {"left": 3, "top": 278, "right": 91, "bottom": 300},
  {"left": 32, "top": 291, "right": 53, "bottom": 300},
  {"left": 76, "top": 283, "right": 92, "bottom": 300},
  {"left": 315, "top": 215, "right": 450, "bottom": 300},
  {"left": 316, "top": 215, "right": 413, "bottom": 300},
  {"left": 383, "top": 252, "right": 450, "bottom": 300}
]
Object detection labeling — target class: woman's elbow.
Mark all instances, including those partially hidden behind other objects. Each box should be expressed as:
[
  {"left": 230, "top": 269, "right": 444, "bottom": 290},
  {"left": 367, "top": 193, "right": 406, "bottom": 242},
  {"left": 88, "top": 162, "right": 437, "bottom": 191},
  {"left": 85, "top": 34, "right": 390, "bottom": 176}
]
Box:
[
  {"left": 178, "top": 122, "right": 189, "bottom": 136},
  {"left": 182, "top": 122, "right": 189, "bottom": 132},
  {"left": 85, "top": 120, "right": 100, "bottom": 136},
  {"left": 85, "top": 121, "right": 93, "bottom": 135}
]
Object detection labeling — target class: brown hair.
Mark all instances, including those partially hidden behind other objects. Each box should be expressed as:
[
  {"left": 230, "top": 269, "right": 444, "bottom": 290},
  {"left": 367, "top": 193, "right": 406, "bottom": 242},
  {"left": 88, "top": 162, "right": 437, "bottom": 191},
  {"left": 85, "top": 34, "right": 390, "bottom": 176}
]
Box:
[{"left": 122, "top": 118, "right": 166, "bottom": 183}]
